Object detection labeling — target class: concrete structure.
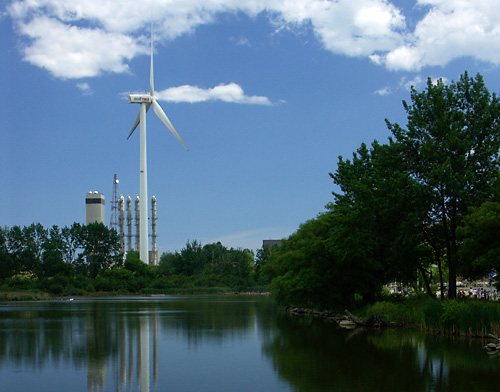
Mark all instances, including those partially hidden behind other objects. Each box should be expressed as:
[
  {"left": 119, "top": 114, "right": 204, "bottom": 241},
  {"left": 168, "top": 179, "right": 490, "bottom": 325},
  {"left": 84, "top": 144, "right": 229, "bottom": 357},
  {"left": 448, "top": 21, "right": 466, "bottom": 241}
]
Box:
[
  {"left": 135, "top": 196, "right": 140, "bottom": 253},
  {"left": 86, "top": 191, "right": 105, "bottom": 224},
  {"left": 149, "top": 196, "right": 159, "bottom": 266},
  {"left": 127, "top": 196, "right": 132, "bottom": 252},
  {"left": 123, "top": 194, "right": 161, "bottom": 264},
  {"left": 119, "top": 196, "right": 125, "bottom": 253},
  {"left": 263, "top": 239, "right": 282, "bottom": 249}
]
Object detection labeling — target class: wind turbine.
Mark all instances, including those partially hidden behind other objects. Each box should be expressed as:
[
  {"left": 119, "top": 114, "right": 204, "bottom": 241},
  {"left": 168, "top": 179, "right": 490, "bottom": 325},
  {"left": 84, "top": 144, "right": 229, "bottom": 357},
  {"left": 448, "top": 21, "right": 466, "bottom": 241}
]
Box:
[{"left": 127, "top": 28, "right": 188, "bottom": 263}]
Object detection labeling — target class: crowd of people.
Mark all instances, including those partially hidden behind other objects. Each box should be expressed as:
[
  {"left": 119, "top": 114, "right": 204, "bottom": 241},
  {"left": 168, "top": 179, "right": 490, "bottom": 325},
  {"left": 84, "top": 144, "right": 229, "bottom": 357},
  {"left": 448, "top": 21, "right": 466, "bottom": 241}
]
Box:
[{"left": 459, "top": 287, "right": 498, "bottom": 300}]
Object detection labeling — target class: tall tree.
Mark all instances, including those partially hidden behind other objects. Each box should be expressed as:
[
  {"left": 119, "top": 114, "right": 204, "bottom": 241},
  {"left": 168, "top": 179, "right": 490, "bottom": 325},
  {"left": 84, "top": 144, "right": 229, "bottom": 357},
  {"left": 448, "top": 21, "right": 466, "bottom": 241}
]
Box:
[
  {"left": 82, "top": 223, "right": 123, "bottom": 279},
  {"left": 331, "top": 140, "right": 435, "bottom": 297},
  {"left": 386, "top": 72, "right": 500, "bottom": 298}
]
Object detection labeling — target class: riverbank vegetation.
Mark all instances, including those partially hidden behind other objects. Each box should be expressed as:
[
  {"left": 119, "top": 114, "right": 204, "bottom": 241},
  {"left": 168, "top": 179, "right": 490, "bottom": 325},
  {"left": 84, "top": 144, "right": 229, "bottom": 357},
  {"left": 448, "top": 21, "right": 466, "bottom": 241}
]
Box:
[
  {"left": 0, "top": 223, "right": 268, "bottom": 297},
  {"left": 359, "top": 296, "right": 500, "bottom": 337},
  {"left": 259, "top": 72, "right": 500, "bottom": 312}
]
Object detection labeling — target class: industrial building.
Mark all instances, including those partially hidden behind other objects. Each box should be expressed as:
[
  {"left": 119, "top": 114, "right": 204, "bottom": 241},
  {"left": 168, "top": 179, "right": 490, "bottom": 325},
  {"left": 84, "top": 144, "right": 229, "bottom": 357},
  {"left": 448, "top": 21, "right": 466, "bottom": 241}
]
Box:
[
  {"left": 85, "top": 191, "right": 105, "bottom": 224},
  {"left": 263, "top": 239, "right": 282, "bottom": 249},
  {"left": 85, "top": 181, "right": 160, "bottom": 265}
]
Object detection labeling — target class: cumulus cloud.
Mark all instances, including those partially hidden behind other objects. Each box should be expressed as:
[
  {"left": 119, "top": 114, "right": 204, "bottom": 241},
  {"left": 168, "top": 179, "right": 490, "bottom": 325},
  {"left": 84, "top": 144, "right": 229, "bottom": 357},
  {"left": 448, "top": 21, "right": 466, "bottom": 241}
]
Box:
[
  {"left": 7, "top": 0, "right": 500, "bottom": 77},
  {"left": 17, "top": 16, "right": 148, "bottom": 79},
  {"left": 379, "top": 0, "right": 500, "bottom": 70},
  {"left": 156, "top": 83, "right": 272, "bottom": 105}
]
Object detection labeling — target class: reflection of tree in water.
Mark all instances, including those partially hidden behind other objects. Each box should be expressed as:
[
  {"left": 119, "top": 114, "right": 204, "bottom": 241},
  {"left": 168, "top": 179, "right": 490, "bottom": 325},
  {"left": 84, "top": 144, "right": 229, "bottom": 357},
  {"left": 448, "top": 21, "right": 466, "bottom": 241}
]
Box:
[
  {"left": 0, "top": 296, "right": 278, "bottom": 391},
  {"left": 262, "top": 315, "right": 425, "bottom": 392},
  {"left": 0, "top": 304, "right": 87, "bottom": 370},
  {"left": 262, "top": 316, "right": 500, "bottom": 392},
  {"left": 157, "top": 296, "right": 276, "bottom": 348}
]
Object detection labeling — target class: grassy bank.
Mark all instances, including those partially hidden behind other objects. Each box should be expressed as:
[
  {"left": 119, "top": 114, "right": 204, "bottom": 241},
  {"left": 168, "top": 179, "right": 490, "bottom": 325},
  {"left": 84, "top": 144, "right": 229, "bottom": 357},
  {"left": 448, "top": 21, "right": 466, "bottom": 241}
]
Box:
[
  {"left": 359, "top": 296, "right": 500, "bottom": 337},
  {"left": 0, "top": 291, "right": 53, "bottom": 301}
]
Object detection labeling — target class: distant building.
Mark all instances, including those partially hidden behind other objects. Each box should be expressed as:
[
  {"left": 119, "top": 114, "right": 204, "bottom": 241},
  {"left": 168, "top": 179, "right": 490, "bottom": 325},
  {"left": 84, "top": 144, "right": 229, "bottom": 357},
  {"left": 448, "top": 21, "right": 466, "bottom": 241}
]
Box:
[
  {"left": 86, "top": 191, "right": 105, "bottom": 224},
  {"left": 263, "top": 239, "right": 282, "bottom": 249}
]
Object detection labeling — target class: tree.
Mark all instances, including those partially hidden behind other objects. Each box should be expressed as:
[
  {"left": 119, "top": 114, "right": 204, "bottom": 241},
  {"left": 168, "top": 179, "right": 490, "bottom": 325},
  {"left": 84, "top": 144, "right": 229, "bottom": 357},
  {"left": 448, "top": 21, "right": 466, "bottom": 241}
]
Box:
[
  {"left": 0, "top": 227, "right": 15, "bottom": 279},
  {"left": 254, "top": 245, "right": 273, "bottom": 285},
  {"left": 61, "top": 223, "right": 85, "bottom": 264},
  {"left": 82, "top": 223, "right": 123, "bottom": 279},
  {"left": 331, "top": 140, "right": 435, "bottom": 298},
  {"left": 265, "top": 213, "right": 335, "bottom": 308},
  {"left": 458, "top": 201, "right": 500, "bottom": 286},
  {"left": 41, "top": 225, "right": 72, "bottom": 279},
  {"left": 386, "top": 72, "right": 500, "bottom": 298}
]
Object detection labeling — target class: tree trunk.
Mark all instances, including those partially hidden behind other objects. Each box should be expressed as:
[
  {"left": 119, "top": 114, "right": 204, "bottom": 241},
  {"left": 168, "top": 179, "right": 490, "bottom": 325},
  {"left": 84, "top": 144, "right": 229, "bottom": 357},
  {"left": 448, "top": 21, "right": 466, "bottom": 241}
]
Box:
[
  {"left": 419, "top": 266, "right": 435, "bottom": 298},
  {"left": 438, "top": 257, "right": 444, "bottom": 299},
  {"left": 447, "top": 201, "right": 458, "bottom": 300}
]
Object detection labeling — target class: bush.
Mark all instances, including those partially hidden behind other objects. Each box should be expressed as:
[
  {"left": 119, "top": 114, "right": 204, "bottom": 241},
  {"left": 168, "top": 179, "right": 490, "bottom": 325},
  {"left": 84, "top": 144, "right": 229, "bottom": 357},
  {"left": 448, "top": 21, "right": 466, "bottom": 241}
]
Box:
[
  {"left": 422, "top": 299, "right": 500, "bottom": 335},
  {"left": 365, "top": 300, "right": 425, "bottom": 325}
]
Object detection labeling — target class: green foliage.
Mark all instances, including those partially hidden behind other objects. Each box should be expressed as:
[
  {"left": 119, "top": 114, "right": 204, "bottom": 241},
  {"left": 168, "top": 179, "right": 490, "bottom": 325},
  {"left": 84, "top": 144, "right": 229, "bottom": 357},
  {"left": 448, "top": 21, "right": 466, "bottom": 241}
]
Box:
[
  {"left": 365, "top": 298, "right": 426, "bottom": 325},
  {"left": 0, "top": 223, "right": 261, "bottom": 296},
  {"left": 387, "top": 72, "right": 500, "bottom": 298},
  {"left": 83, "top": 223, "right": 123, "bottom": 279},
  {"left": 158, "top": 241, "right": 255, "bottom": 290},
  {"left": 458, "top": 201, "right": 500, "bottom": 285},
  {"left": 422, "top": 299, "right": 500, "bottom": 335},
  {"left": 264, "top": 71, "right": 500, "bottom": 310},
  {"left": 422, "top": 300, "right": 444, "bottom": 330}
]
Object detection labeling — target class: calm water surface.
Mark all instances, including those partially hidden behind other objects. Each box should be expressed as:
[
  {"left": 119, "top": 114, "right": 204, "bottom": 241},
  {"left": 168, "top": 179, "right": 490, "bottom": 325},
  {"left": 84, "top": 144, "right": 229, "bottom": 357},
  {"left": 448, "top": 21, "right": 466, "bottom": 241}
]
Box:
[{"left": 0, "top": 295, "right": 498, "bottom": 392}]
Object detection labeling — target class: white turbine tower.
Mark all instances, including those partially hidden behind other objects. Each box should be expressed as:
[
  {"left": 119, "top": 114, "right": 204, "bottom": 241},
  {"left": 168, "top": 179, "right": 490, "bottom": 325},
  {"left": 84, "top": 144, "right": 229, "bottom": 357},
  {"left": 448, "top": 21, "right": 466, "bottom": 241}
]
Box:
[{"left": 127, "top": 28, "right": 188, "bottom": 263}]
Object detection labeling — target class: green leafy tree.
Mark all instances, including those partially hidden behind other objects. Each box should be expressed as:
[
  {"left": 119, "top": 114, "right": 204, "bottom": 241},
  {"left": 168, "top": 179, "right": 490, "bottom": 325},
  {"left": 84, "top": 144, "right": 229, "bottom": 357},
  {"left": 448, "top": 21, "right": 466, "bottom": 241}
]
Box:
[
  {"left": 255, "top": 245, "right": 273, "bottom": 285},
  {"left": 266, "top": 212, "right": 345, "bottom": 308},
  {"left": 458, "top": 201, "right": 500, "bottom": 286},
  {"left": 61, "top": 223, "right": 85, "bottom": 264},
  {"left": 0, "top": 227, "right": 15, "bottom": 279},
  {"left": 331, "top": 140, "right": 437, "bottom": 298},
  {"left": 82, "top": 223, "right": 123, "bottom": 279},
  {"left": 386, "top": 72, "right": 500, "bottom": 298},
  {"left": 41, "top": 225, "right": 72, "bottom": 279}
]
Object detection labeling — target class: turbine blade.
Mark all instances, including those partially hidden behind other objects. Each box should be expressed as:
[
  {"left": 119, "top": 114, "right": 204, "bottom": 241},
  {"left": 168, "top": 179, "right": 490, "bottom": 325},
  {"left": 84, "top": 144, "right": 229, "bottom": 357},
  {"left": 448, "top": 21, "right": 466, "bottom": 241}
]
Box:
[
  {"left": 150, "top": 26, "right": 154, "bottom": 96},
  {"left": 127, "top": 112, "right": 141, "bottom": 140},
  {"left": 152, "top": 99, "right": 188, "bottom": 150},
  {"left": 127, "top": 104, "right": 152, "bottom": 140}
]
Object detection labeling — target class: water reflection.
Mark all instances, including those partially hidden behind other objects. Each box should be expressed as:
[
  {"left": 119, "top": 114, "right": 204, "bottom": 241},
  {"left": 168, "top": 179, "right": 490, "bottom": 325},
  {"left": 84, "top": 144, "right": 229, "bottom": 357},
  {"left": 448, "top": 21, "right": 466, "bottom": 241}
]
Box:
[
  {"left": 263, "top": 315, "right": 500, "bottom": 392},
  {"left": 0, "top": 297, "right": 498, "bottom": 392},
  {"left": 0, "top": 296, "right": 277, "bottom": 392}
]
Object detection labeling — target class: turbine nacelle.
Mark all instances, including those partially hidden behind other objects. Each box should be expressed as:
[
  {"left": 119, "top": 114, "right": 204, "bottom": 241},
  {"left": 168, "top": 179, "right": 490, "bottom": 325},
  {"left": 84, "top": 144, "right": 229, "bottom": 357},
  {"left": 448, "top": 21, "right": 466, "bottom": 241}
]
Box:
[{"left": 128, "top": 94, "right": 153, "bottom": 104}]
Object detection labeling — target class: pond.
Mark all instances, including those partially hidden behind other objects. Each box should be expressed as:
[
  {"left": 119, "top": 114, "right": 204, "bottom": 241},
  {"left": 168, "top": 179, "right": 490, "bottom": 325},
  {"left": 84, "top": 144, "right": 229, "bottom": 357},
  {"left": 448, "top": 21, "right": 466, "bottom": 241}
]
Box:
[{"left": 0, "top": 295, "right": 498, "bottom": 391}]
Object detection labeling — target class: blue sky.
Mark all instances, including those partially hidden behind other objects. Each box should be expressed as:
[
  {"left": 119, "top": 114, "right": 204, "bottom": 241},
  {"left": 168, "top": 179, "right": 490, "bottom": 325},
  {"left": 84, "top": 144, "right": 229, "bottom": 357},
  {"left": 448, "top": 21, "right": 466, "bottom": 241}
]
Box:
[{"left": 2, "top": 0, "right": 500, "bottom": 253}]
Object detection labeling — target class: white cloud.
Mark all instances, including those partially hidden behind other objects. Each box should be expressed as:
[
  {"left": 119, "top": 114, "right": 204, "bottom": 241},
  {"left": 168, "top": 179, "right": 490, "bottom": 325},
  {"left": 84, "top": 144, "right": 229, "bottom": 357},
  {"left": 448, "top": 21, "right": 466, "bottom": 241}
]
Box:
[
  {"left": 380, "top": 0, "right": 500, "bottom": 70},
  {"left": 17, "top": 16, "right": 148, "bottom": 79},
  {"left": 156, "top": 83, "right": 272, "bottom": 105},
  {"left": 7, "top": 0, "right": 500, "bottom": 77},
  {"left": 398, "top": 74, "right": 449, "bottom": 92},
  {"left": 230, "top": 36, "right": 251, "bottom": 46},
  {"left": 76, "top": 82, "right": 92, "bottom": 95},
  {"left": 374, "top": 86, "right": 391, "bottom": 96},
  {"left": 399, "top": 75, "right": 424, "bottom": 91}
]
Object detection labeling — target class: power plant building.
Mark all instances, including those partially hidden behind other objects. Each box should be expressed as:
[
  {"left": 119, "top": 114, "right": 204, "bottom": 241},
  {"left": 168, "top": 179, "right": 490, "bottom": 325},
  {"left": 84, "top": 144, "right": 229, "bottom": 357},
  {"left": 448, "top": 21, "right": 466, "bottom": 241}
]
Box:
[
  {"left": 86, "top": 191, "right": 105, "bottom": 224},
  {"left": 86, "top": 186, "right": 161, "bottom": 266}
]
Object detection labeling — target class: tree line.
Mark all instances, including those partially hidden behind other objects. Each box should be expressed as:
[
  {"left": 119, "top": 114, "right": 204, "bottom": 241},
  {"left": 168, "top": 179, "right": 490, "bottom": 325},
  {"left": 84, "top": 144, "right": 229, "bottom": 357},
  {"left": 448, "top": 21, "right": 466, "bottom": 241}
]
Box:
[
  {"left": 260, "top": 72, "right": 500, "bottom": 309},
  {"left": 0, "top": 222, "right": 266, "bottom": 295}
]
